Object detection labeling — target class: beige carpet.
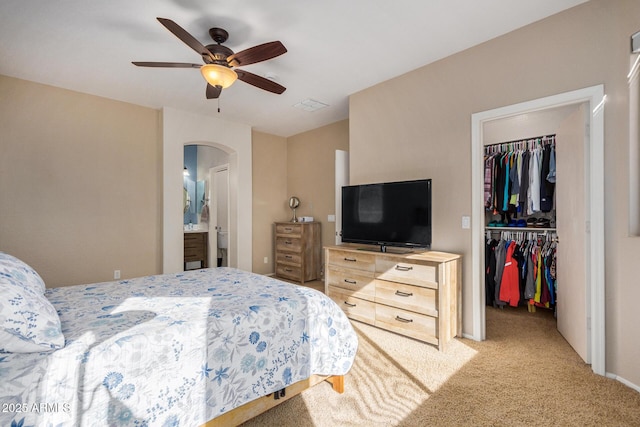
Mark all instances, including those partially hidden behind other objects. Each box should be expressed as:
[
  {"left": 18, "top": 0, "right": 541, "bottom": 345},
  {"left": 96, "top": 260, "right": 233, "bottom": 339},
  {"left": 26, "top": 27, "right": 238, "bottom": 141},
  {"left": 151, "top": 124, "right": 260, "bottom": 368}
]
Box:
[{"left": 241, "top": 303, "right": 640, "bottom": 427}]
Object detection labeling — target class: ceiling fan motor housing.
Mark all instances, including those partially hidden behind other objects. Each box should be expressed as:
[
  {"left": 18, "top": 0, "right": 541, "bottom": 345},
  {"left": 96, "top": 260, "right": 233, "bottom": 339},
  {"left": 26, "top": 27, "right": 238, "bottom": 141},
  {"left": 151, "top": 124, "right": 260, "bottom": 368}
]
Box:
[{"left": 204, "top": 43, "right": 234, "bottom": 65}]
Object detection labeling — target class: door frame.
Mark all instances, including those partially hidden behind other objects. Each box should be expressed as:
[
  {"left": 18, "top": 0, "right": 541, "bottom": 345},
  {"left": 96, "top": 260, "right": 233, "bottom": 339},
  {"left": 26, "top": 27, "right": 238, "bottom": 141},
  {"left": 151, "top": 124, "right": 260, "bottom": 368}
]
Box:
[
  {"left": 470, "top": 85, "right": 605, "bottom": 375},
  {"left": 209, "top": 164, "right": 230, "bottom": 268}
]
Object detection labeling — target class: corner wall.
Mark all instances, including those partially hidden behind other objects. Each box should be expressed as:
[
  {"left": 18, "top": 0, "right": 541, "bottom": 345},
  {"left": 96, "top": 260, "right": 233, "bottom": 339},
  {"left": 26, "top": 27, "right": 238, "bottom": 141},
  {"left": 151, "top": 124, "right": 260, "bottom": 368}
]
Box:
[
  {"left": 349, "top": 0, "right": 640, "bottom": 385},
  {"left": 252, "top": 131, "right": 288, "bottom": 275},
  {"left": 287, "top": 120, "right": 350, "bottom": 270}
]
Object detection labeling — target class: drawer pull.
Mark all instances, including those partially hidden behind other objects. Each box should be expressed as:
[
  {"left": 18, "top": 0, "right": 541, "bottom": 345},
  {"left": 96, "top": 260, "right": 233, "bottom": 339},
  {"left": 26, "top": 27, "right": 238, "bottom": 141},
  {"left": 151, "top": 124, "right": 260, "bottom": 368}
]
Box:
[
  {"left": 285, "top": 255, "right": 293, "bottom": 259},
  {"left": 284, "top": 241, "right": 292, "bottom": 245},
  {"left": 284, "top": 227, "right": 293, "bottom": 231},
  {"left": 395, "top": 265, "right": 413, "bottom": 272},
  {"left": 395, "top": 316, "right": 413, "bottom": 323},
  {"left": 344, "top": 301, "right": 356, "bottom": 307},
  {"left": 344, "top": 257, "right": 357, "bottom": 262},
  {"left": 344, "top": 279, "right": 357, "bottom": 284},
  {"left": 395, "top": 290, "right": 413, "bottom": 297},
  {"left": 285, "top": 268, "right": 293, "bottom": 272}
]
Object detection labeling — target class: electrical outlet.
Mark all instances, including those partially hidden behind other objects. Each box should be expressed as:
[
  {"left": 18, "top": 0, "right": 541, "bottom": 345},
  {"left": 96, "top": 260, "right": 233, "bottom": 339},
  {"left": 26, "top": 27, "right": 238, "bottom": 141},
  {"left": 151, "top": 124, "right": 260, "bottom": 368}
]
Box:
[
  {"left": 114, "top": 270, "right": 121, "bottom": 279},
  {"left": 263, "top": 257, "right": 268, "bottom": 264}
]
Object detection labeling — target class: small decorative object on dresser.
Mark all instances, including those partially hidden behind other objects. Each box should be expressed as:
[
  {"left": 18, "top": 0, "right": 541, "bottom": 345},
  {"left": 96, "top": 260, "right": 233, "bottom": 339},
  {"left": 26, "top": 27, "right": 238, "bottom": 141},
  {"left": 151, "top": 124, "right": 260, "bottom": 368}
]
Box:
[
  {"left": 288, "top": 196, "right": 300, "bottom": 222},
  {"left": 325, "top": 244, "right": 461, "bottom": 351},
  {"left": 275, "top": 222, "right": 321, "bottom": 284}
]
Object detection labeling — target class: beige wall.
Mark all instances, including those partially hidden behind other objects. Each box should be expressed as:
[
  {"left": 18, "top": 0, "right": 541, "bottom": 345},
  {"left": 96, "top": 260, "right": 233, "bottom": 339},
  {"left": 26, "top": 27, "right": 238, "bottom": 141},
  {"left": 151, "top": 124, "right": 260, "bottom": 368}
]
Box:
[
  {"left": 349, "top": 0, "right": 640, "bottom": 385},
  {"left": 251, "top": 131, "right": 288, "bottom": 274},
  {"left": 252, "top": 121, "right": 349, "bottom": 277},
  {"left": 287, "top": 120, "right": 349, "bottom": 274},
  {"left": 0, "top": 75, "right": 161, "bottom": 286}
]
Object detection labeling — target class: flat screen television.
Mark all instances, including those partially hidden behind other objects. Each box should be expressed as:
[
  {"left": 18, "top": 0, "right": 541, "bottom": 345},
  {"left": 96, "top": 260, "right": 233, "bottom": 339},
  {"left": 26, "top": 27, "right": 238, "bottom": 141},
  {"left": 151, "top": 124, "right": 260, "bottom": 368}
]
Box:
[{"left": 341, "top": 179, "right": 432, "bottom": 252}]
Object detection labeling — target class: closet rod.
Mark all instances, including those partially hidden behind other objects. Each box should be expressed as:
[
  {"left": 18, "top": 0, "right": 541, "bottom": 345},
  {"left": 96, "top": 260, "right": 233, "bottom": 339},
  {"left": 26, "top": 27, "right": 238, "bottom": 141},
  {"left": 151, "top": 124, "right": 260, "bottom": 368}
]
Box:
[{"left": 484, "top": 133, "right": 555, "bottom": 148}]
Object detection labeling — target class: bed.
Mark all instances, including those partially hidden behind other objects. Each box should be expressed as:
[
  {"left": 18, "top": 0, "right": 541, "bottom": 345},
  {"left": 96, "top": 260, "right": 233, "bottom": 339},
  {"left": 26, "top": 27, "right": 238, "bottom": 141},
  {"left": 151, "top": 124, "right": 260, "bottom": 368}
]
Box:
[{"left": 0, "top": 253, "right": 358, "bottom": 426}]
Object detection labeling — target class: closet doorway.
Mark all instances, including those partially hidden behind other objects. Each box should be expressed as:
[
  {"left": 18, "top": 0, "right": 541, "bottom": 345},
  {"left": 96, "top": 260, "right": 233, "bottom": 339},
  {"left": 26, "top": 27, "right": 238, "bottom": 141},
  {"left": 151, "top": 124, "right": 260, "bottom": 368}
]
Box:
[{"left": 470, "top": 85, "right": 605, "bottom": 375}]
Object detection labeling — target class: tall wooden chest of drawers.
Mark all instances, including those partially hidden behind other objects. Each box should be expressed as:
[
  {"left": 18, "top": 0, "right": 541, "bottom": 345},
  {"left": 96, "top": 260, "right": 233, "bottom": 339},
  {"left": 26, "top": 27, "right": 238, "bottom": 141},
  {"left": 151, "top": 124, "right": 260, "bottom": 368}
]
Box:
[
  {"left": 275, "top": 222, "right": 321, "bottom": 284},
  {"left": 325, "top": 244, "right": 461, "bottom": 351}
]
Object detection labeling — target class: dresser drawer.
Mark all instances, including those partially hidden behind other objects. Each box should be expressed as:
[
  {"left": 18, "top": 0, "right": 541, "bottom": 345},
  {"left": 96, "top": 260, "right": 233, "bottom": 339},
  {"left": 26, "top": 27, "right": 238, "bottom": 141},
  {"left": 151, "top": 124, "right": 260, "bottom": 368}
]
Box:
[
  {"left": 328, "top": 288, "right": 375, "bottom": 324},
  {"left": 184, "top": 232, "right": 206, "bottom": 247},
  {"left": 276, "top": 223, "right": 302, "bottom": 236},
  {"left": 326, "top": 266, "right": 375, "bottom": 301},
  {"left": 327, "top": 250, "right": 375, "bottom": 273},
  {"left": 276, "top": 236, "right": 302, "bottom": 253},
  {"left": 184, "top": 247, "right": 205, "bottom": 258},
  {"left": 276, "top": 251, "right": 302, "bottom": 265},
  {"left": 375, "top": 304, "right": 437, "bottom": 345},
  {"left": 276, "top": 263, "right": 301, "bottom": 280},
  {"left": 376, "top": 257, "right": 437, "bottom": 289},
  {"left": 374, "top": 279, "right": 437, "bottom": 317}
]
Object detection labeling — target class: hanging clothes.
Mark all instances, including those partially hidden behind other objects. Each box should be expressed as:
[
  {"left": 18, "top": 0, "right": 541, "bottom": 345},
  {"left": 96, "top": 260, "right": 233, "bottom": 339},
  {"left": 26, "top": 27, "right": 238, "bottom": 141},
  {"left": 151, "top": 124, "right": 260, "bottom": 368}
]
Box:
[
  {"left": 484, "top": 135, "right": 556, "bottom": 218},
  {"left": 499, "top": 241, "right": 520, "bottom": 307},
  {"left": 485, "top": 231, "right": 557, "bottom": 309}
]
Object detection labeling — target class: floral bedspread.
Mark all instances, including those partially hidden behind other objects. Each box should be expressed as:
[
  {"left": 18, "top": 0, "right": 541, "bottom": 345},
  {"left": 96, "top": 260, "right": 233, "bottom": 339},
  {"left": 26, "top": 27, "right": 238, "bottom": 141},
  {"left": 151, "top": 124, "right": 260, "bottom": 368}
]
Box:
[{"left": 0, "top": 268, "right": 358, "bottom": 426}]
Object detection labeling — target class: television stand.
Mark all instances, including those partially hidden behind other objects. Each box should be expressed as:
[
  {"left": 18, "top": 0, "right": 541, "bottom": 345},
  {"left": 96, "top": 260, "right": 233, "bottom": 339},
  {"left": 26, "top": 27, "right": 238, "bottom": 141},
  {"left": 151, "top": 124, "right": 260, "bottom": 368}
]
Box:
[{"left": 324, "top": 244, "right": 461, "bottom": 351}]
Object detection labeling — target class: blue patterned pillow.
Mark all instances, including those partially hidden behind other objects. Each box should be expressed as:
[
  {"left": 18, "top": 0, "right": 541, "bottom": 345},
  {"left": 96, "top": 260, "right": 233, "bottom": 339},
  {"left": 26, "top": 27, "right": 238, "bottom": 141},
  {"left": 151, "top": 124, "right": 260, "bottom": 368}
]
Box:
[
  {"left": 0, "top": 280, "right": 65, "bottom": 353},
  {"left": 0, "top": 252, "right": 46, "bottom": 294}
]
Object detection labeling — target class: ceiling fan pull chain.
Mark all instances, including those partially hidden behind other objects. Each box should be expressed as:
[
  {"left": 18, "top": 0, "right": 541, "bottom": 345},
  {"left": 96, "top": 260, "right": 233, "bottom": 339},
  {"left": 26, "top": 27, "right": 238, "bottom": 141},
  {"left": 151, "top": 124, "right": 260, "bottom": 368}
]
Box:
[{"left": 218, "top": 97, "right": 221, "bottom": 113}]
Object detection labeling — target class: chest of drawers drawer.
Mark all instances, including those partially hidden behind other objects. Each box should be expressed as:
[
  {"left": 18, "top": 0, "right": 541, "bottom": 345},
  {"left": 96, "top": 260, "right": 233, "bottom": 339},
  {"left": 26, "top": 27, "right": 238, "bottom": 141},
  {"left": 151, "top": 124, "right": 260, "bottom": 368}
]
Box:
[
  {"left": 374, "top": 279, "right": 437, "bottom": 317},
  {"left": 327, "top": 287, "right": 376, "bottom": 324},
  {"left": 326, "top": 266, "right": 375, "bottom": 301},
  {"left": 276, "top": 251, "right": 302, "bottom": 265},
  {"left": 276, "top": 236, "right": 303, "bottom": 253},
  {"left": 375, "top": 257, "right": 437, "bottom": 289},
  {"left": 327, "top": 250, "right": 375, "bottom": 273},
  {"left": 276, "top": 223, "right": 303, "bottom": 236},
  {"left": 276, "top": 264, "right": 302, "bottom": 281},
  {"left": 374, "top": 304, "right": 437, "bottom": 346}
]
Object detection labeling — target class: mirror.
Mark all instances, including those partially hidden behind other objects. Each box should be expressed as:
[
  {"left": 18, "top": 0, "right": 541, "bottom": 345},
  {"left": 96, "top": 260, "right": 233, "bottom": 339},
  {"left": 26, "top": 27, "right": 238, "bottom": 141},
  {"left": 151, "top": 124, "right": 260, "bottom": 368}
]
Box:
[
  {"left": 289, "top": 196, "right": 300, "bottom": 222},
  {"left": 183, "top": 144, "right": 230, "bottom": 226}
]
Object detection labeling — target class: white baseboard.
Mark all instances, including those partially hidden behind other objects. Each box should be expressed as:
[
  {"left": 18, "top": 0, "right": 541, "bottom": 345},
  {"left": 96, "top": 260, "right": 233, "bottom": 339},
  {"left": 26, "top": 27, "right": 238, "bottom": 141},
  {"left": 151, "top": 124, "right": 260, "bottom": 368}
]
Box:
[{"left": 606, "top": 372, "right": 640, "bottom": 393}]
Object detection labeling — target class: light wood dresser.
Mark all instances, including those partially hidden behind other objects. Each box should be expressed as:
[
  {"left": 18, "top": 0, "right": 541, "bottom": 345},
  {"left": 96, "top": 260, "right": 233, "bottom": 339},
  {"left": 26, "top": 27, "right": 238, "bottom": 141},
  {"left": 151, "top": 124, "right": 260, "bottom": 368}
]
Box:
[
  {"left": 324, "top": 244, "right": 461, "bottom": 351},
  {"left": 275, "top": 222, "right": 321, "bottom": 284}
]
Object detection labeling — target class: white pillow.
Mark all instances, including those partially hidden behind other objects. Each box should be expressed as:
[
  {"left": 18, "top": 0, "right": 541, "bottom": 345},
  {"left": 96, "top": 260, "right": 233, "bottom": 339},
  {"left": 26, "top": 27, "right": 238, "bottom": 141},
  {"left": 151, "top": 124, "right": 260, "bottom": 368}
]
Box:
[
  {"left": 0, "top": 279, "right": 65, "bottom": 353},
  {"left": 0, "top": 252, "right": 46, "bottom": 294}
]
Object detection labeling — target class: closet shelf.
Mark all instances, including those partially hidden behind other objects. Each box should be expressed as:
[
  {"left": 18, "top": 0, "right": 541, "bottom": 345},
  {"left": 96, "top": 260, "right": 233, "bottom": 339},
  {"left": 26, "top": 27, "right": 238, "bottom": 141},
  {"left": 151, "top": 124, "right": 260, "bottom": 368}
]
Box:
[{"left": 485, "top": 226, "right": 557, "bottom": 232}]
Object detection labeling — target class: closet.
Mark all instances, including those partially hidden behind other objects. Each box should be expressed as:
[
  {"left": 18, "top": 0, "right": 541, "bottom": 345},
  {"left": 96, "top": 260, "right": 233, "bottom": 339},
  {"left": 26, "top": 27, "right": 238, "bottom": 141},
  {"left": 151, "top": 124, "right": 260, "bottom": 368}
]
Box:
[{"left": 484, "top": 135, "right": 558, "bottom": 314}]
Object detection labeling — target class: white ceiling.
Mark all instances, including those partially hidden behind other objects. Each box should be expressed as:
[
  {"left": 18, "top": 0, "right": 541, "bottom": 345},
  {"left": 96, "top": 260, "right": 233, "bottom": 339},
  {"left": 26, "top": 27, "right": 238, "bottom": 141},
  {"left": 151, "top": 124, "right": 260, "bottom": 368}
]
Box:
[{"left": 0, "top": 0, "right": 587, "bottom": 137}]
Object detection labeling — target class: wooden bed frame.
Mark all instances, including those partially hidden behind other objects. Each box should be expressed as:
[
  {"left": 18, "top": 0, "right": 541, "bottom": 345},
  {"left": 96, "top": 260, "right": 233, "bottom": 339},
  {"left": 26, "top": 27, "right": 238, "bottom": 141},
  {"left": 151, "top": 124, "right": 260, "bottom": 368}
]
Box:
[{"left": 202, "top": 374, "right": 344, "bottom": 426}]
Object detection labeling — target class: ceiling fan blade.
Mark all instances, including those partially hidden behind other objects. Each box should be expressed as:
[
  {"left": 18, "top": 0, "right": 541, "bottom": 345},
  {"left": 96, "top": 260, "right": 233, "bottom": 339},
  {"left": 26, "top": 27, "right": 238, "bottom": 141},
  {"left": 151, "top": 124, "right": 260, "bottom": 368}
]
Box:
[
  {"left": 235, "top": 69, "right": 286, "bottom": 94},
  {"left": 227, "top": 41, "right": 287, "bottom": 67},
  {"left": 132, "top": 61, "right": 201, "bottom": 68},
  {"left": 206, "top": 84, "right": 222, "bottom": 99},
  {"left": 156, "top": 17, "right": 213, "bottom": 62}
]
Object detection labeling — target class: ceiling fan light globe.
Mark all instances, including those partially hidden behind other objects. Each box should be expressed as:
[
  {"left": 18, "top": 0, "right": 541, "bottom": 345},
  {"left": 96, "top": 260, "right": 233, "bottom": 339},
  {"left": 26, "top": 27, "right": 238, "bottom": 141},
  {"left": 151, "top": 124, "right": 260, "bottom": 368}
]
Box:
[{"left": 200, "top": 64, "right": 238, "bottom": 88}]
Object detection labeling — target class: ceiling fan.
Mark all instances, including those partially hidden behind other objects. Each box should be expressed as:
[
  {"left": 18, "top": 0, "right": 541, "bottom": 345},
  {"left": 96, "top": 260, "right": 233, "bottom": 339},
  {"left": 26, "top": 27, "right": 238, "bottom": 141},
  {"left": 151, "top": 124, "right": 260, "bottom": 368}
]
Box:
[{"left": 133, "top": 17, "right": 287, "bottom": 100}]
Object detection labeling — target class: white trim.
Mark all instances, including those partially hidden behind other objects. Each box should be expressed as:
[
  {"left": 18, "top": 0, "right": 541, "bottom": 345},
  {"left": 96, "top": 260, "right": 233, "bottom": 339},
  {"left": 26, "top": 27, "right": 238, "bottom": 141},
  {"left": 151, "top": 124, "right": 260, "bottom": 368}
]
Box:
[
  {"left": 162, "top": 107, "right": 253, "bottom": 274},
  {"left": 470, "top": 85, "right": 606, "bottom": 376},
  {"left": 606, "top": 373, "right": 640, "bottom": 393}
]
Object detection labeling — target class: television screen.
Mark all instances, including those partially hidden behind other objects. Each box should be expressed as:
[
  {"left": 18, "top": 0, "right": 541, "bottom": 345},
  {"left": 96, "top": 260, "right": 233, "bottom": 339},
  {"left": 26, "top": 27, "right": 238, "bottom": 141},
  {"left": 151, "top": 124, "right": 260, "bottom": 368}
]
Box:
[{"left": 341, "top": 179, "right": 432, "bottom": 251}]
